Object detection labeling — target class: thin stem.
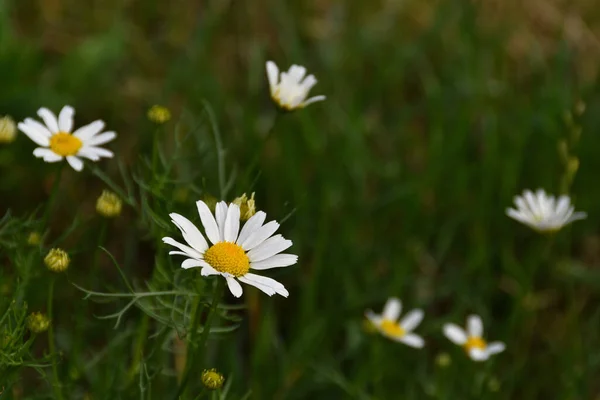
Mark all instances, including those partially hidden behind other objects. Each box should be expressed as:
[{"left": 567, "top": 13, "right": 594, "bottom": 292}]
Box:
[
  {"left": 174, "top": 279, "right": 225, "bottom": 399},
  {"left": 48, "top": 277, "right": 64, "bottom": 400},
  {"left": 91, "top": 219, "right": 108, "bottom": 278},
  {"left": 241, "top": 112, "right": 281, "bottom": 189},
  {"left": 43, "top": 164, "right": 65, "bottom": 227}
]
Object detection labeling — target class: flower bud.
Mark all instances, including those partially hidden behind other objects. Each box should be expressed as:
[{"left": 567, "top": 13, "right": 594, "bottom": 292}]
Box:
[{"left": 44, "top": 248, "right": 70, "bottom": 272}]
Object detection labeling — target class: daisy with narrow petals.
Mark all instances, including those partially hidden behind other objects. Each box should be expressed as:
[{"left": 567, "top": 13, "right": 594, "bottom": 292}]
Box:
[
  {"left": 506, "top": 189, "right": 586, "bottom": 232},
  {"left": 18, "top": 105, "right": 116, "bottom": 171},
  {"left": 266, "top": 61, "right": 326, "bottom": 111},
  {"left": 443, "top": 315, "right": 505, "bottom": 361},
  {"left": 162, "top": 200, "right": 297, "bottom": 298},
  {"left": 365, "top": 297, "right": 425, "bottom": 348}
]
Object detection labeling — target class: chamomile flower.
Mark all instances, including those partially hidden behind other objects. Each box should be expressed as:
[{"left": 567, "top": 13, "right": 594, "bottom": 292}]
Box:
[
  {"left": 163, "top": 200, "right": 297, "bottom": 298},
  {"left": 18, "top": 105, "right": 116, "bottom": 171},
  {"left": 266, "top": 61, "right": 326, "bottom": 111},
  {"left": 506, "top": 189, "right": 586, "bottom": 232},
  {"left": 443, "top": 315, "right": 505, "bottom": 361},
  {"left": 365, "top": 297, "right": 425, "bottom": 348}
]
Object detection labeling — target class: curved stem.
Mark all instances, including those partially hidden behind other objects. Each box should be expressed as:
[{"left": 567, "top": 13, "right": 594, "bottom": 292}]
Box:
[{"left": 48, "top": 277, "right": 64, "bottom": 400}]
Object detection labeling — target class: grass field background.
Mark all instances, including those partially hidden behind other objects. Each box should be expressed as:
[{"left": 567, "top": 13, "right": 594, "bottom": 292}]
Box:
[{"left": 2, "top": 0, "right": 600, "bottom": 398}]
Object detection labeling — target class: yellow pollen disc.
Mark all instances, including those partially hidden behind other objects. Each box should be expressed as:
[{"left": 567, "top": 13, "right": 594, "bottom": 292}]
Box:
[
  {"left": 464, "top": 336, "right": 487, "bottom": 352},
  {"left": 49, "top": 132, "right": 82, "bottom": 156},
  {"left": 203, "top": 242, "right": 249, "bottom": 277},
  {"left": 380, "top": 319, "right": 405, "bottom": 338}
]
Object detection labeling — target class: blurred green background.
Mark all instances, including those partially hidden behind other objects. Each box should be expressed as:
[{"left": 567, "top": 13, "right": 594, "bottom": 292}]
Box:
[{"left": 2, "top": 0, "right": 600, "bottom": 398}]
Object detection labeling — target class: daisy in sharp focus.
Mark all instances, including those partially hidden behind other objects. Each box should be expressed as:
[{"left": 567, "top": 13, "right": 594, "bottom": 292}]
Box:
[
  {"left": 443, "top": 315, "right": 505, "bottom": 361},
  {"left": 163, "top": 200, "right": 297, "bottom": 298},
  {"left": 506, "top": 189, "right": 586, "bottom": 232},
  {"left": 18, "top": 105, "right": 116, "bottom": 171},
  {"left": 365, "top": 297, "right": 425, "bottom": 348},
  {"left": 266, "top": 61, "right": 326, "bottom": 111}
]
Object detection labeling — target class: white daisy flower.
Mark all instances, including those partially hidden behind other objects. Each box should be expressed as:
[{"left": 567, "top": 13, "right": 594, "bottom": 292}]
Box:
[
  {"left": 443, "top": 315, "right": 505, "bottom": 361},
  {"left": 506, "top": 189, "right": 586, "bottom": 232},
  {"left": 365, "top": 297, "right": 425, "bottom": 348},
  {"left": 266, "top": 61, "right": 326, "bottom": 111},
  {"left": 162, "top": 200, "right": 298, "bottom": 298},
  {"left": 18, "top": 105, "right": 116, "bottom": 172}
]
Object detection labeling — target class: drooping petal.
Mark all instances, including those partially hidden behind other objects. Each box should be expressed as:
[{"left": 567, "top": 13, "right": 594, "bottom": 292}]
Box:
[
  {"left": 73, "top": 120, "right": 105, "bottom": 141},
  {"left": 301, "top": 95, "right": 326, "bottom": 107},
  {"left": 223, "top": 203, "right": 241, "bottom": 243},
  {"left": 467, "top": 315, "right": 483, "bottom": 337},
  {"left": 182, "top": 258, "right": 210, "bottom": 269},
  {"left": 82, "top": 146, "right": 113, "bottom": 158},
  {"left": 238, "top": 276, "right": 276, "bottom": 296},
  {"left": 170, "top": 213, "right": 209, "bottom": 253},
  {"left": 37, "top": 107, "right": 60, "bottom": 133},
  {"left": 241, "top": 273, "right": 289, "bottom": 297},
  {"left": 196, "top": 200, "right": 220, "bottom": 244},
  {"left": 250, "top": 253, "right": 298, "bottom": 270},
  {"left": 77, "top": 148, "right": 101, "bottom": 161},
  {"left": 247, "top": 235, "right": 292, "bottom": 262},
  {"left": 443, "top": 323, "right": 467, "bottom": 345},
  {"left": 58, "top": 105, "right": 75, "bottom": 132},
  {"left": 236, "top": 211, "right": 267, "bottom": 246},
  {"left": 225, "top": 276, "right": 243, "bottom": 298},
  {"left": 66, "top": 156, "right": 84, "bottom": 171},
  {"left": 241, "top": 221, "right": 279, "bottom": 251},
  {"left": 201, "top": 266, "right": 221, "bottom": 276},
  {"left": 162, "top": 237, "right": 203, "bottom": 259},
  {"left": 399, "top": 309, "right": 424, "bottom": 331},
  {"left": 382, "top": 298, "right": 402, "bottom": 321}
]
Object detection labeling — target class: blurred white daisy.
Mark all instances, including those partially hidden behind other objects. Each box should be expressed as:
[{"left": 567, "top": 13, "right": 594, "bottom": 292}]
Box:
[
  {"left": 443, "top": 315, "right": 505, "bottom": 361},
  {"left": 506, "top": 189, "right": 586, "bottom": 232},
  {"left": 163, "top": 200, "right": 297, "bottom": 298},
  {"left": 266, "top": 61, "right": 326, "bottom": 111},
  {"left": 18, "top": 105, "right": 116, "bottom": 171},
  {"left": 365, "top": 297, "right": 425, "bottom": 348}
]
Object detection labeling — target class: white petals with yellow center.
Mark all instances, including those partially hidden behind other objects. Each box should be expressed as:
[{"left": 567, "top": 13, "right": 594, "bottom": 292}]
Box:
[
  {"left": 163, "top": 201, "right": 297, "bottom": 298},
  {"left": 443, "top": 314, "right": 505, "bottom": 361},
  {"left": 365, "top": 297, "right": 425, "bottom": 348},
  {"left": 18, "top": 105, "right": 117, "bottom": 171},
  {"left": 266, "top": 61, "right": 326, "bottom": 111},
  {"left": 506, "top": 189, "right": 586, "bottom": 232}
]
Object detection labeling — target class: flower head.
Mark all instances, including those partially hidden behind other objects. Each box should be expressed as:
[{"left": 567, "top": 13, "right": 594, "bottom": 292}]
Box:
[
  {"left": 96, "top": 190, "right": 122, "bottom": 217},
  {"left": 365, "top": 297, "right": 425, "bottom": 348},
  {"left": 266, "top": 61, "right": 325, "bottom": 111},
  {"left": 44, "top": 248, "right": 70, "bottom": 272},
  {"left": 0, "top": 116, "right": 17, "bottom": 143},
  {"left": 506, "top": 189, "right": 586, "bottom": 232},
  {"left": 162, "top": 200, "right": 297, "bottom": 298},
  {"left": 147, "top": 105, "right": 171, "bottom": 124},
  {"left": 27, "top": 312, "right": 50, "bottom": 333},
  {"left": 232, "top": 192, "right": 256, "bottom": 221},
  {"left": 18, "top": 105, "right": 116, "bottom": 171},
  {"left": 443, "top": 314, "right": 505, "bottom": 361},
  {"left": 201, "top": 368, "right": 225, "bottom": 390}
]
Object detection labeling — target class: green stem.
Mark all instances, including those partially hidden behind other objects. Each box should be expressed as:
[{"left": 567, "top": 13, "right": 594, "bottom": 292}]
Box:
[
  {"left": 91, "top": 219, "right": 108, "bottom": 277},
  {"left": 241, "top": 112, "right": 281, "bottom": 189},
  {"left": 174, "top": 279, "right": 225, "bottom": 400},
  {"left": 48, "top": 277, "right": 64, "bottom": 400},
  {"left": 42, "top": 164, "right": 65, "bottom": 227}
]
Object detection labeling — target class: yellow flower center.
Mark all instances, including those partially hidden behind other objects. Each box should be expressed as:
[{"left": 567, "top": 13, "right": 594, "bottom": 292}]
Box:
[
  {"left": 380, "top": 319, "right": 406, "bottom": 338},
  {"left": 49, "top": 132, "right": 82, "bottom": 156},
  {"left": 464, "top": 336, "right": 487, "bottom": 352},
  {"left": 203, "top": 242, "right": 249, "bottom": 277}
]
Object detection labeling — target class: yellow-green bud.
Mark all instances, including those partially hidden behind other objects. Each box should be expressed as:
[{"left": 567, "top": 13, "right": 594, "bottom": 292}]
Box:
[
  {"left": 96, "top": 190, "right": 122, "bottom": 218},
  {"left": 232, "top": 192, "right": 256, "bottom": 221},
  {"left": 147, "top": 105, "right": 171, "bottom": 124},
  {"left": 435, "top": 352, "right": 452, "bottom": 368},
  {"left": 27, "top": 232, "right": 41, "bottom": 246},
  {"left": 202, "top": 194, "right": 218, "bottom": 213},
  {"left": 27, "top": 312, "right": 50, "bottom": 333},
  {"left": 44, "top": 248, "right": 70, "bottom": 272},
  {"left": 0, "top": 116, "right": 17, "bottom": 143},
  {"left": 201, "top": 368, "right": 224, "bottom": 390},
  {"left": 488, "top": 377, "right": 501, "bottom": 392},
  {"left": 568, "top": 157, "right": 580, "bottom": 177}
]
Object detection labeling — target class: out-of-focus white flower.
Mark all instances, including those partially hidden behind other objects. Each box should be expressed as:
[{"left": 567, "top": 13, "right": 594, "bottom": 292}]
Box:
[
  {"left": 266, "top": 61, "right": 325, "bottom": 111},
  {"left": 18, "top": 105, "right": 116, "bottom": 171},
  {"left": 163, "top": 200, "right": 298, "bottom": 298},
  {"left": 506, "top": 189, "right": 586, "bottom": 232},
  {"left": 365, "top": 297, "right": 425, "bottom": 348},
  {"left": 443, "top": 315, "right": 505, "bottom": 361}
]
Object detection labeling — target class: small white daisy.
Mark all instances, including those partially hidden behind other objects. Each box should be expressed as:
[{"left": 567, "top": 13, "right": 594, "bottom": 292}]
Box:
[
  {"left": 163, "top": 200, "right": 298, "bottom": 298},
  {"left": 365, "top": 297, "right": 425, "bottom": 348},
  {"left": 443, "top": 315, "right": 505, "bottom": 361},
  {"left": 18, "top": 105, "right": 116, "bottom": 171},
  {"left": 506, "top": 189, "right": 586, "bottom": 232},
  {"left": 266, "top": 61, "right": 326, "bottom": 111}
]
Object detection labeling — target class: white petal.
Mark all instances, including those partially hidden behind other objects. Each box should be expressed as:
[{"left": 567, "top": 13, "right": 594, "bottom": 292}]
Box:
[
  {"left": 524, "top": 190, "right": 541, "bottom": 217},
  {"left": 181, "top": 258, "right": 210, "bottom": 269},
  {"left": 37, "top": 107, "right": 59, "bottom": 133},
  {"left": 162, "top": 237, "right": 203, "bottom": 259},
  {"left": 169, "top": 213, "right": 209, "bottom": 253},
  {"left": 58, "top": 105, "right": 74, "bottom": 132},
  {"left": 382, "top": 298, "right": 402, "bottom": 321},
  {"left": 86, "top": 131, "right": 116, "bottom": 146},
  {"left": 266, "top": 61, "right": 279, "bottom": 93},
  {"left": 469, "top": 348, "right": 489, "bottom": 361},
  {"left": 236, "top": 211, "right": 267, "bottom": 246},
  {"left": 18, "top": 122, "right": 50, "bottom": 146},
  {"left": 33, "top": 148, "right": 62, "bottom": 162},
  {"left": 443, "top": 323, "right": 467, "bottom": 345},
  {"left": 365, "top": 310, "right": 382, "bottom": 327},
  {"left": 215, "top": 201, "right": 228, "bottom": 242},
  {"left": 554, "top": 196, "right": 571, "bottom": 217},
  {"left": 66, "top": 156, "right": 84, "bottom": 171},
  {"left": 485, "top": 342, "right": 506, "bottom": 356},
  {"left": 73, "top": 120, "right": 105, "bottom": 140},
  {"left": 241, "top": 273, "right": 289, "bottom": 297},
  {"left": 201, "top": 266, "right": 221, "bottom": 276},
  {"left": 398, "top": 333, "right": 425, "bottom": 348},
  {"left": 506, "top": 208, "right": 532, "bottom": 225},
  {"left": 225, "top": 276, "right": 243, "bottom": 298},
  {"left": 196, "top": 200, "right": 220, "bottom": 244},
  {"left": 238, "top": 276, "right": 276, "bottom": 296},
  {"left": 301, "top": 95, "right": 326, "bottom": 107},
  {"left": 23, "top": 118, "right": 52, "bottom": 137},
  {"left": 82, "top": 146, "right": 113, "bottom": 158},
  {"left": 566, "top": 211, "right": 587, "bottom": 224},
  {"left": 241, "top": 221, "right": 280, "bottom": 251},
  {"left": 400, "top": 309, "right": 424, "bottom": 331},
  {"left": 77, "top": 148, "right": 101, "bottom": 161},
  {"left": 223, "top": 203, "right": 241, "bottom": 243},
  {"left": 247, "top": 235, "right": 292, "bottom": 262},
  {"left": 250, "top": 253, "right": 298, "bottom": 270},
  {"left": 467, "top": 315, "right": 483, "bottom": 337}
]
